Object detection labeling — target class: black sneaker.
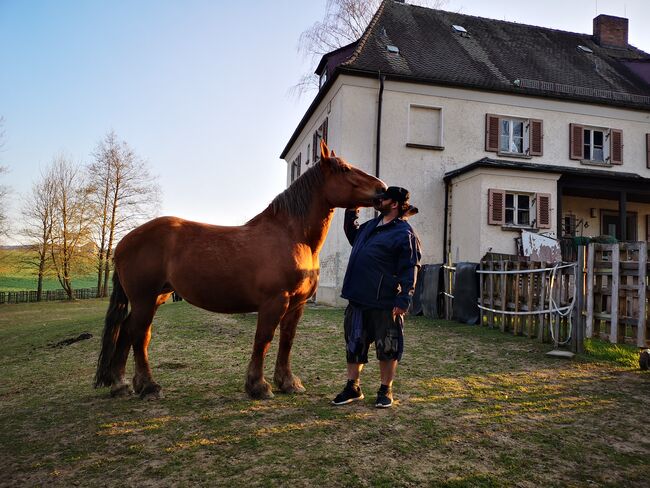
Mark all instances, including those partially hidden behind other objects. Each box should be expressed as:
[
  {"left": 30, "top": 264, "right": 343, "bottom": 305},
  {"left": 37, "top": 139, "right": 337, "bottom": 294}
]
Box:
[
  {"left": 375, "top": 386, "right": 393, "bottom": 408},
  {"left": 331, "top": 381, "right": 364, "bottom": 405}
]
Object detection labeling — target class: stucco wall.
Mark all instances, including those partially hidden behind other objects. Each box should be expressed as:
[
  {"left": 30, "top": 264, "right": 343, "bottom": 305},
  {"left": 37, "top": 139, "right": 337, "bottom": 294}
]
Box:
[{"left": 283, "top": 75, "right": 650, "bottom": 305}]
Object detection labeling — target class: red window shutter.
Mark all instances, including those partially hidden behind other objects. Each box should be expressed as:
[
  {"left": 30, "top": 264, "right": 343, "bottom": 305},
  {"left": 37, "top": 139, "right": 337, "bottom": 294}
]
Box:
[
  {"left": 646, "top": 134, "right": 650, "bottom": 168},
  {"left": 530, "top": 119, "right": 543, "bottom": 156},
  {"left": 610, "top": 129, "right": 623, "bottom": 165},
  {"left": 569, "top": 124, "right": 584, "bottom": 160},
  {"left": 647, "top": 215, "right": 650, "bottom": 242},
  {"left": 485, "top": 114, "right": 500, "bottom": 152},
  {"left": 488, "top": 189, "right": 505, "bottom": 225},
  {"left": 536, "top": 193, "right": 552, "bottom": 229},
  {"left": 322, "top": 118, "right": 328, "bottom": 144},
  {"left": 312, "top": 132, "right": 319, "bottom": 162}
]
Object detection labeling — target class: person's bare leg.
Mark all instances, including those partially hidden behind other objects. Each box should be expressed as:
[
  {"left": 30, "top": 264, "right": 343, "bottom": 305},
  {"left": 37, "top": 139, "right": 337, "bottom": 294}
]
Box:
[
  {"left": 379, "top": 360, "right": 397, "bottom": 388},
  {"left": 347, "top": 362, "right": 363, "bottom": 381}
]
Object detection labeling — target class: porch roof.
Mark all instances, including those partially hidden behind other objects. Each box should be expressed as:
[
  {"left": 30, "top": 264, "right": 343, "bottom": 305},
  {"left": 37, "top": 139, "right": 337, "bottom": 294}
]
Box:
[{"left": 444, "top": 157, "right": 650, "bottom": 202}]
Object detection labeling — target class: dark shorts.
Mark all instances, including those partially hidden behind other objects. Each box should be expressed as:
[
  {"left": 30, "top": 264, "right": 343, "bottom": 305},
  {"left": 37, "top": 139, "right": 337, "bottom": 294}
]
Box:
[{"left": 344, "top": 305, "right": 404, "bottom": 363}]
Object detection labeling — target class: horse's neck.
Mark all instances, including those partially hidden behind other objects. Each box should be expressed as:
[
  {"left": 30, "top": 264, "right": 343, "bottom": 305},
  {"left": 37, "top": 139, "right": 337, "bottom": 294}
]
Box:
[{"left": 302, "top": 202, "right": 335, "bottom": 254}]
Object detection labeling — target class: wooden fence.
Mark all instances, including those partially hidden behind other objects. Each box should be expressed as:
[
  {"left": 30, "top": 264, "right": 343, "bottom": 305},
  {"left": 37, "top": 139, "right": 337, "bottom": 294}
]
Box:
[
  {"left": 477, "top": 254, "right": 576, "bottom": 345},
  {"left": 586, "top": 242, "right": 649, "bottom": 347},
  {"left": 0, "top": 287, "right": 110, "bottom": 304},
  {"left": 470, "top": 243, "right": 650, "bottom": 350}
]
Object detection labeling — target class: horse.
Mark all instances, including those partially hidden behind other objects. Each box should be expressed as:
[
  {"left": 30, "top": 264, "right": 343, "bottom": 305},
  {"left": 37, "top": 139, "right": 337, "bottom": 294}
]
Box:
[{"left": 94, "top": 141, "right": 386, "bottom": 400}]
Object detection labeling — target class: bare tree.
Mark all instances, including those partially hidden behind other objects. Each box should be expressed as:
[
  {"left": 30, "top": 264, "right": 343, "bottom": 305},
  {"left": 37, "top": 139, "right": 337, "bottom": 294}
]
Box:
[
  {"left": 88, "top": 131, "right": 160, "bottom": 297},
  {"left": 294, "top": 0, "right": 448, "bottom": 96},
  {"left": 0, "top": 117, "right": 10, "bottom": 241},
  {"left": 20, "top": 166, "right": 56, "bottom": 301},
  {"left": 49, "top": 155, "right": 94, "bottom": 299}
]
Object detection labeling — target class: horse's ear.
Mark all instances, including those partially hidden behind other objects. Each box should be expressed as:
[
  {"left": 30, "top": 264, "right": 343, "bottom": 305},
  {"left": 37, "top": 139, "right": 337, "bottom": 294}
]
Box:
[
  {"left": 330, "top": 149, "right": 337, "bottom": 158},
  {"left": 320, "top": 139, "right": 331, "bottom": 160}
]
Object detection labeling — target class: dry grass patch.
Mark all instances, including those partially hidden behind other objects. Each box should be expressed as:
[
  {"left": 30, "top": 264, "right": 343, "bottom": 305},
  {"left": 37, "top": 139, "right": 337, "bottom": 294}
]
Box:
[{"left": 0, "top": 299, "right": 648, "bottom": 487}]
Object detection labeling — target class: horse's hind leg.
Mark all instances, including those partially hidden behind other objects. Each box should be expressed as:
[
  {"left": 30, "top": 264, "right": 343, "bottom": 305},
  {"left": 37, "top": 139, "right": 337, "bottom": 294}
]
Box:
[
  {"left": 245, "top": 296, "right": 289, "bottom": 399},
  {"left": 108, "top": 325, "right": 133, "bottom": 397},
  {"left": 274, "top": 303, "right": 306, "bottom": 394},
  {"left": 130, "top": 294, "right": 169, "bottom": 400}
]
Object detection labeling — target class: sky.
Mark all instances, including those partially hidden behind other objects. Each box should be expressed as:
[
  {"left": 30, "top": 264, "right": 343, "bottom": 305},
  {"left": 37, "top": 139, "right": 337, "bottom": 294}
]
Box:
[{"left": 1, "top": 0, "right": 649, "bottom": 243}]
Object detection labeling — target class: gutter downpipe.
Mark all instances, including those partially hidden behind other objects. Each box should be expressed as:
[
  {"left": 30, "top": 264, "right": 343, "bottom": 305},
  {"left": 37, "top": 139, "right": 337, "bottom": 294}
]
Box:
[
  {"left": 375, "top": 71, "right": 385, "bottom": 179},
  {"left": 443, "top": 180, "right": 449, "bottom": 263}
]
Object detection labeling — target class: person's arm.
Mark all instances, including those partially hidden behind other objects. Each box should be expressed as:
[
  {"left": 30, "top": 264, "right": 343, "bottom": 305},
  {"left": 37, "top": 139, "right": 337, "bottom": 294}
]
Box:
[
  {"left": 343, "top": 208, "right": 360, "bottom": 246},
  {"left": 393, "top": 231, "right": 422, "bottom": 314}
]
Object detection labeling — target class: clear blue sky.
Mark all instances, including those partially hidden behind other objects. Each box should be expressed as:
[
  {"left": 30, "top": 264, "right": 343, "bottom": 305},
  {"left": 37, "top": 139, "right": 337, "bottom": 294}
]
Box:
[{"left": 1, "top": 1, "right": 648, "bottom": 241}]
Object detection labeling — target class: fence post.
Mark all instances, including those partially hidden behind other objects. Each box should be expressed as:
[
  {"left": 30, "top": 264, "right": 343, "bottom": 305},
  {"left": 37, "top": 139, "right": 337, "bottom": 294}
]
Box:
[
  {"left": 637, "top": 242, "right": 647, "bottom": 347},
  {"left": 572, "top": 245, "right": 585, "bottom": 354},
  {"left": 610, "top": 244, "right": 620, "bottom": 344}
]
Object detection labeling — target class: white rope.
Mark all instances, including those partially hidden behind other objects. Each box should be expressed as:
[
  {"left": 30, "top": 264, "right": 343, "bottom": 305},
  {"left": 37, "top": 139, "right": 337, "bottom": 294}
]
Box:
[
  {"left": 477, "top": 263, "right": 576, "bottom": 275},
  {"left": 475, "top": 262, "right": 578, "bottom": 346}
]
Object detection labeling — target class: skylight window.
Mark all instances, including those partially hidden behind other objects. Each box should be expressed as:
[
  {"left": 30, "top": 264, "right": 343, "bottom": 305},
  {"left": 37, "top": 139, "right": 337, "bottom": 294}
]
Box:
[
  {"left": 387, "top": 45, "right": 399, "bottom": 53},
  {"left": 577, "top": 45, "right": 593, "bottom": 53},
  {"left": 452, "top": 25, "right": 467, "bottom": 33}
]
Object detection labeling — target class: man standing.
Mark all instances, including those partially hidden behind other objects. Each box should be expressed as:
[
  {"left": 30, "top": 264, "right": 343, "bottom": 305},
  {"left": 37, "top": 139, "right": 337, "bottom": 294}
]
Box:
[{"left": 332, "top": 186, "right": 421, "bottom": 408}]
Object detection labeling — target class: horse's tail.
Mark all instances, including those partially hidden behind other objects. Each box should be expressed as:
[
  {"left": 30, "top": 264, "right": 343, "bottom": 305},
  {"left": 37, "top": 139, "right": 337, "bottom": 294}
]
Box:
[{"left": 94, "top": 271, "right": 129, "bottom": 388}]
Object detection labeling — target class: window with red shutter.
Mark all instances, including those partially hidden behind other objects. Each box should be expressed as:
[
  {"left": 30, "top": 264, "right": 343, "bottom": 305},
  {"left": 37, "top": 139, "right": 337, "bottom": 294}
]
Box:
[
  {"left": 610, "top": 129, "right": 623, "bottom": 165},
  {"left": 569, "top": 124, "right": 584, "bottom": 160},
  {"left": 485, "top": 114, "right": 500, "bottom": 152},
  {"left": 536, "top": 193, "right": 552, "bottom": 229},
  {"left": 312, "top": 118, "right": 329, "bottom": 162},
  {"left": 488, "top": 189, "right": 505, "bottom": 225}
]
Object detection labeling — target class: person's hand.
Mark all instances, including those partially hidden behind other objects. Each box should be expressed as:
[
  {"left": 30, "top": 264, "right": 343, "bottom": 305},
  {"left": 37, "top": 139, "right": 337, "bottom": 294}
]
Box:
[{"left": 392, "top": 306, "right": 407, "bottom": 317}]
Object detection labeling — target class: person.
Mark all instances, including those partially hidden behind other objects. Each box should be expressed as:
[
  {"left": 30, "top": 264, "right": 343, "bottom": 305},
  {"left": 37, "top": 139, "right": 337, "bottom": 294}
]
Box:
[{"left": 332, "top": 186, "right": 421, "bottom": 408}]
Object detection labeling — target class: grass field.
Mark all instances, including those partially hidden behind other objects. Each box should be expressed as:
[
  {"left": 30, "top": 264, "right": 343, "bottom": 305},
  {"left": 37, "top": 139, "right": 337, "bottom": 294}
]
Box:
[
  {"left": 0, "top": 300, "right": 648, "bottom": 487},
  {"left": 0, "top": 248, "right": 97, "bottom": 292}
]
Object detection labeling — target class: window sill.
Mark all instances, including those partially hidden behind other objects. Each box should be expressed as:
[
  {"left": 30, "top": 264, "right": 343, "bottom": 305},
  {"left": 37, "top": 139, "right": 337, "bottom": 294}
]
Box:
[
  {"left": 406, "top": 143, "right": 444, "bottom": 151},
  {"left": 580, "top": 160, "right": 612, "bottom": 167},
  {"left": 500, "top": 225, "right": 537, "bottom": 232},
  {"left": 496, "top": 152, "right": 533, "bottom": 159}
]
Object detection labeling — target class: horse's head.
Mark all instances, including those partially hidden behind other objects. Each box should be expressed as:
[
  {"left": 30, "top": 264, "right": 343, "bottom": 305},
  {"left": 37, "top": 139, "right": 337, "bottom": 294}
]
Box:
[{"left": 318, "top": 141, "right": 386, "bottom": 208}]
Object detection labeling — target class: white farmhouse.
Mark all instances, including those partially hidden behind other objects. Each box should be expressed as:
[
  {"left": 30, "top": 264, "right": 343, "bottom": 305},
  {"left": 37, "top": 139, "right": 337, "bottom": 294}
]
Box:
[{"left": 281, "top": 0, "right": 650, "bottom": 306}]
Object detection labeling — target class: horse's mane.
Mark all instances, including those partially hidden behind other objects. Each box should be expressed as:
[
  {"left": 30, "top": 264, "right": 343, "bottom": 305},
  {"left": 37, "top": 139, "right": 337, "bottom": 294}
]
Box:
[{"left": 266, "top": 159, "right": 351, "bottom": 219}]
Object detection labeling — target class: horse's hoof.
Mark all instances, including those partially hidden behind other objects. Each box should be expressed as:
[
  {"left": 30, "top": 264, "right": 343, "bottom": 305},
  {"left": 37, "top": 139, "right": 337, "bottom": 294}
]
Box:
[
  {"left": 139, "top": 383, "right": 163, "bottom": 400},
  {"left": 276, "top": 375, "right": 306, "bottom": 394},
  {"left": 246, "top": 380, "right": 274, "bottom": 400},
  {"left": 110, "top": 383, "right": 133, "bottom": 398}
]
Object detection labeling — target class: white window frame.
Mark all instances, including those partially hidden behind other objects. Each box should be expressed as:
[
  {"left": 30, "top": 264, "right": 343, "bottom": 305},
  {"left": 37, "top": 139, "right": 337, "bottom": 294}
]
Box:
[
  {"left": 583, "top": 127, "right": 609, "bottom": 163},
  {"left": 406, "top": 104, "right": 444, "bottom": 149},
  {"left": 498, "top": 117, "right": 529, "bottom": 156},
  {"left": 504, "top": 191, "right": 534, "bottom": 227}
]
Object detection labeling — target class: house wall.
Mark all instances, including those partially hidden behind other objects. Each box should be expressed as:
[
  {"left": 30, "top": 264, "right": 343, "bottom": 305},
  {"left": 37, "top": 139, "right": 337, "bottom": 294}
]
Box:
[
  {"left": 283, "top": 74, "right": 650, "bottom": 305},
  {"left": 450, "top": 169, "right": 560, "bottom": 262}
]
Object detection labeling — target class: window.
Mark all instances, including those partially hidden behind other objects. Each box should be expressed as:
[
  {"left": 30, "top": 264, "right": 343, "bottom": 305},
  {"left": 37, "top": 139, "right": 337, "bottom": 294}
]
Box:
[
  {"left": 570, "top": 124, "right": 623, "bottom": 165},
  {"left": 312, "top": 118, "right": 328, "bottom": 162},
  {"left": 505, "top": 192, "right": 531, "bottom": 226},
  {"left": 407, "top": 105, "right": 443, "bottom": 149},
  {"left": 500, "top": 119, "right": 525, "bottom": 154},
  {"left": 488, "top": 189, "right": 551, "bottom": 229},
  {"left": 319, "top": 69, "right": 327, "bottom": 89},
  {"left": 486, "top": 114, "right": 543, "bottom": 157},
  {"left": 583, "top": 128, "right": 605, "bottom": 162},
  {"left": 306, "top": 144, "right": 311, "bottom": 166},
  {"left": 290, "top": 153, "right": 301, "bottom": 183}
]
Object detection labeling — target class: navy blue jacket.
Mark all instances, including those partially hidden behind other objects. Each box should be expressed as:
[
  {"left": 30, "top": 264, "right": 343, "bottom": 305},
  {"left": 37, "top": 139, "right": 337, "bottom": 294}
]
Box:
[{"left": 341, "top": 209, "right": 421, "bottom": 311}]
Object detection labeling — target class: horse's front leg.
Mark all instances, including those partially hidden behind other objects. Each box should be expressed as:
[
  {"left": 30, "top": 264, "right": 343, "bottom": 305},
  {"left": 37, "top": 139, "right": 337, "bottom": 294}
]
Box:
[
  {"left": 245, "top": 296, "right": 289, "bottom": 400},
  {"left": 274, "top": 303, "right": 306, "bottom": 394}
]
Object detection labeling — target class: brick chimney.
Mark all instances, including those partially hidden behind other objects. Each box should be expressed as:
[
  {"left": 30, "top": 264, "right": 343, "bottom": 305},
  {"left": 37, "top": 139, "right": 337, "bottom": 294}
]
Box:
[{"left": 593, "top": 14, "right": 628, "bottom": 48}]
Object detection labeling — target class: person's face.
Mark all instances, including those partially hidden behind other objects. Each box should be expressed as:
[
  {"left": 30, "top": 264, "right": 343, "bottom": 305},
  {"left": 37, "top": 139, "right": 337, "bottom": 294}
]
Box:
[{"left": 373, "top": 196, "right": 397, "bottom": 214}]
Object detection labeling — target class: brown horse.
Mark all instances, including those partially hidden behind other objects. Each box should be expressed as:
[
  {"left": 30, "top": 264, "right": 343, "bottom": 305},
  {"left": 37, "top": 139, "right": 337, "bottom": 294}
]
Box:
[{"left": 94, "top": 141, "right": 386, "bottom": 400}]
